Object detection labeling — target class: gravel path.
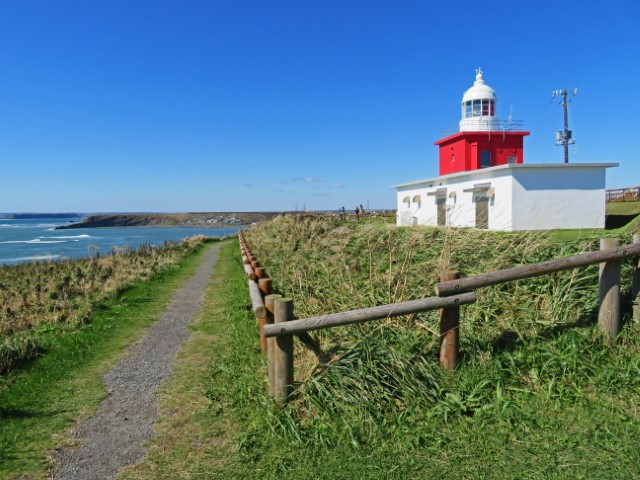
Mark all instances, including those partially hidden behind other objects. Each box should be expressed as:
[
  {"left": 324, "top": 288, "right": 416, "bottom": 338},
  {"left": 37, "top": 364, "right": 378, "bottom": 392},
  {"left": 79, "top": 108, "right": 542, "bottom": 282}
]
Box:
[{"left": 53, "top": 244, "right": 221, "bottom": 480}]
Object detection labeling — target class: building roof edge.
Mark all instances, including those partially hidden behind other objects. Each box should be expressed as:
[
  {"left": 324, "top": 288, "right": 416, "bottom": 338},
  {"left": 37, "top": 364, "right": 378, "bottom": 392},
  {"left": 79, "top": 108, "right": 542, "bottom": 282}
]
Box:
[{"left": 392, "top": 163, "right": 619, "bottom": 189}]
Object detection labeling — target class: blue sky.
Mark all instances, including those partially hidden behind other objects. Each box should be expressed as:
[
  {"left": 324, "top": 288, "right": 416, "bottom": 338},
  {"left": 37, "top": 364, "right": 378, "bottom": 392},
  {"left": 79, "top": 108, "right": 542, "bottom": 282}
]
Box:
[{"left": 0, "top": 0, "right": 638, "bottom": 212}]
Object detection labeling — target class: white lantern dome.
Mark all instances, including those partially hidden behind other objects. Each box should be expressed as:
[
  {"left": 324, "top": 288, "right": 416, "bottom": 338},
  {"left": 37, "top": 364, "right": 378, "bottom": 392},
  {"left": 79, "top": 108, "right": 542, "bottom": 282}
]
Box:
[{"left": 459, "top": 68, "right": 500, "bottom": 132}]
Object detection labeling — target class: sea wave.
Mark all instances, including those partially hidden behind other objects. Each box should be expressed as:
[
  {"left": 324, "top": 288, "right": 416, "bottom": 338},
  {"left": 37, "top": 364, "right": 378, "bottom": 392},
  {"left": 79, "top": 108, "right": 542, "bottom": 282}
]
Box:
[
  {"left": 0, "top": 223, "right": 59, "bottom": 229},
  {"left": 0, "top": 239, "right": 68, "bottom": 244},
  {"left": 42, "top": 234, "right": 93, "bottom": 240},
  {"left": 4, "top": 254, "right": 61, "bottom": 263}
]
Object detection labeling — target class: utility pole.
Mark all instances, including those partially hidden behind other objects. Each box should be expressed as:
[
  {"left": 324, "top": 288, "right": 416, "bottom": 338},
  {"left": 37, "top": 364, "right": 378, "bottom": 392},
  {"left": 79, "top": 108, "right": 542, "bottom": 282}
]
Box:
[{"left": 552, "top": 88, "right": 578, "bottom": 163}]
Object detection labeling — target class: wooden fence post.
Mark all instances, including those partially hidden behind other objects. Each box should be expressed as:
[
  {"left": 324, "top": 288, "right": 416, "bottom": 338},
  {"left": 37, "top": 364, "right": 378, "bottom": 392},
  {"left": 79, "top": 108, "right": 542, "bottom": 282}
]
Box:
[
  {"left": 633, "top": 234, "right": 640, "bottom": 323},
  {"left": 272, "top": 297, "right": 294, "bottom": 403},
  {"left": 257, "top": 278, "right": 273, "bottom": 353},
  {"left": 259, "top": 278, "right": 272, "bottom": 296},
  {"left": 439, "top": 270, "right": 460, "bottom": 370},
  {"left": 599, "top": 238, "right": 621, "bottom": 343},
  {"left": 265, "top": 294, "right": 282, "bottom": 399}
]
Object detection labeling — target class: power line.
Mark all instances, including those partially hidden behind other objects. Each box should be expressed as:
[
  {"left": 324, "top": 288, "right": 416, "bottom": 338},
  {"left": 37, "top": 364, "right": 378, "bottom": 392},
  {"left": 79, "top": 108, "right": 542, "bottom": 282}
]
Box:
[{"left": 530, "top": 96, "right": 556, "bottom": 134}]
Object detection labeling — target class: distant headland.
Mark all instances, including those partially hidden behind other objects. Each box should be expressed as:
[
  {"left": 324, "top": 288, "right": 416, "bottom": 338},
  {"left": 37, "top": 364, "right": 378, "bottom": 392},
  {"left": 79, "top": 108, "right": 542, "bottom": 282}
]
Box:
[{"left": 55, "top": 212, "right": 281, "bottom": 229}]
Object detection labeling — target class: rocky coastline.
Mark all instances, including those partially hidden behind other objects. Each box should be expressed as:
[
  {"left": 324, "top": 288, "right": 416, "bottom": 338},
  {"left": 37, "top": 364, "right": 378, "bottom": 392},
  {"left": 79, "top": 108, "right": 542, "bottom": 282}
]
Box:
[{"left": 55, "top": 212, "right": 278, "bottom": 229}]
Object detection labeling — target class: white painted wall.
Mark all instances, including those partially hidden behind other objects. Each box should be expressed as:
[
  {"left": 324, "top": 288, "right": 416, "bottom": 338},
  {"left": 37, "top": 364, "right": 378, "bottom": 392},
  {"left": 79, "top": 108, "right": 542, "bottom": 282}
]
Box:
[
  {"left": 510, "top": 166, "right": 608, "bottom": 230},
  {"left": 394, "top": 163, "right": 616, "bottom": 231},
  {"left": 395, "top": 168, "right": 514, "bottom": 229}
]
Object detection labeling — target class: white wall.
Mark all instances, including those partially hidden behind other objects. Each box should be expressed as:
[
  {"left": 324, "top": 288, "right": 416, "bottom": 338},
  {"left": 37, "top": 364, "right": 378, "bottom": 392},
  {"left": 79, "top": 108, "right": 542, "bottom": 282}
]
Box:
[
  {"left": 396, "top": 168, "right": 514, "bottom": 229},
  {"left": 395, "top": 163, "right": 615, "bottom": 231},
  {"left": 511, "top": 167, "right": 607, "bottom": 230}
]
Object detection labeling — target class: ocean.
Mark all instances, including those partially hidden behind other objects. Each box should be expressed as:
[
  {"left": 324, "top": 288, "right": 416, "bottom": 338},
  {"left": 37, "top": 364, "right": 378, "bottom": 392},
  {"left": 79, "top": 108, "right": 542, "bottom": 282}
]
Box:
[{"left": 0, "top": 218, "right": 241, "bottom": 265}]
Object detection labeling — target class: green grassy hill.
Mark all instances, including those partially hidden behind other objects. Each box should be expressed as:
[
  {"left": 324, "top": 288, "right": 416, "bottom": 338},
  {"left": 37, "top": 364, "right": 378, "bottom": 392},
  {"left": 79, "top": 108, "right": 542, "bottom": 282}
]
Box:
[
  {"left": 606, "top": 200, "right": 640, "bottom": 216},
  {"left": 231, "top": 216, "right": 640, "bottom": 478},
  {"left": 4, "top": 217, "right": 640, "bottom": 479}
]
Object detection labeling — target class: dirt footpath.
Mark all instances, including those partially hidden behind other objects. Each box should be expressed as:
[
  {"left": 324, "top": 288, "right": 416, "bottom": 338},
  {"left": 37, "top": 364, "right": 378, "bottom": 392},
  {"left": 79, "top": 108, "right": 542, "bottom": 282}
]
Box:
[{"left": 53, "top": 244, "right": 220, "bottom": 480}]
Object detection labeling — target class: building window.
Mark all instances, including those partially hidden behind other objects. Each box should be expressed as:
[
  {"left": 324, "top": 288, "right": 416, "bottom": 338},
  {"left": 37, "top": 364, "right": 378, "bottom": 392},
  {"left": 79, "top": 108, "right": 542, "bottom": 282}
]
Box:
[
  {"left": 481, "top": 151, "right": 491, "bottom": 168},
  {"left": 464, "top": 99, "right": 495, "bottom": 118},
  {"left": 507, "top": 155, "right": 516, "bottom": 164},
  {"left": 472, "top": 100, "right": 481, "bottom": 116}
]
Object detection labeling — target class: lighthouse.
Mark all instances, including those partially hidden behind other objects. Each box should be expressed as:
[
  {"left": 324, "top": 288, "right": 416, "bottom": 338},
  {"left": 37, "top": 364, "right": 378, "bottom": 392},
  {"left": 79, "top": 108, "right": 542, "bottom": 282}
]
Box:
[
  {"left": 435, "top": 69, "right": 530, "bottom": 175},
  {"left": 393, "top": 69, "right": 617, "bottom": 231}
]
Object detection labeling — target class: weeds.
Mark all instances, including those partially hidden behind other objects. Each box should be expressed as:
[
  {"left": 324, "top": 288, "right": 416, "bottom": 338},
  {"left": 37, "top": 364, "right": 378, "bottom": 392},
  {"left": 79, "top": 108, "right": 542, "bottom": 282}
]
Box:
[
  {"left": 0, "top": 241, "right": 210, "bottom": 479},
  {"left": 0, "top": 236, "right": 209, "bottom": 375},
  {"left": 118, "top": 231, "right": 640, "bottom": 478},
  {"left": 241, "top": 216, "right": 640, "bottom": 476}
]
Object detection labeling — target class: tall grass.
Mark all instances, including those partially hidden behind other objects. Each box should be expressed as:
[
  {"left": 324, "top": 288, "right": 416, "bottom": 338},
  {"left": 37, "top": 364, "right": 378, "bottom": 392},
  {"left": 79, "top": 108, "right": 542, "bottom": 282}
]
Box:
[
  {"left": 0, "top": 235, "right": 208, "bottom": 375},
  {"left": 243, "top": 215, "right": 640, "bottom": 466},
  {"left": 0, "top": 240, "right": 211, "bottom": 479}
]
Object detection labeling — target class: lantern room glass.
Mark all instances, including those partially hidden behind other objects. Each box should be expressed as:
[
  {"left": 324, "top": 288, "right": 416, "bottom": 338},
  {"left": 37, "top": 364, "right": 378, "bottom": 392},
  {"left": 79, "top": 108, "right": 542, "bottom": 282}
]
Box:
[{"left": 463, "top": 99, "right": 495, "bottom": 118}]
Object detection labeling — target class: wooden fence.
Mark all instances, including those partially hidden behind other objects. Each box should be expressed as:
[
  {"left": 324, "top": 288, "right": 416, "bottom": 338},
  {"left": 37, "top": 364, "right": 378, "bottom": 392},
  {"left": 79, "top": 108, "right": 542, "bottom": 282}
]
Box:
[
  {"left": 240, "top": 231, "right": 640, "bottom": 405},
  {"left": 606, "top": 186, "right": 640, "bottom": 202}
]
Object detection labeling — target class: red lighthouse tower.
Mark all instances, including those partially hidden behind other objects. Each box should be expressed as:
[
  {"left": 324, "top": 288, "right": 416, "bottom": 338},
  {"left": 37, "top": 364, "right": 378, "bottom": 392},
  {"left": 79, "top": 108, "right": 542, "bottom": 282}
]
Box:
[{"left": 435, "top": 69, "right": 530, "bottom": 175}]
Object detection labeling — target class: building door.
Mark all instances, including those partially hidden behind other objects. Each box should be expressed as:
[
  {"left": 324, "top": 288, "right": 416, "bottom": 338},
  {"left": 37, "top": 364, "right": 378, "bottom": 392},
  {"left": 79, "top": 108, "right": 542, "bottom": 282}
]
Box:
[
  {"left": 436, "top": 197, "right": 446, "bottom": 226},
  {"left": 475, "top": 196, "right": 489, "bottom": 229}
]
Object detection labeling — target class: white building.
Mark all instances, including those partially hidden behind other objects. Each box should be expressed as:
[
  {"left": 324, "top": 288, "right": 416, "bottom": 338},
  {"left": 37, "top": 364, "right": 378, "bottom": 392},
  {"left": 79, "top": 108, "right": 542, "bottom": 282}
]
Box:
[{"left": 394, "top": 70, "right": 617, "bottom": 231}]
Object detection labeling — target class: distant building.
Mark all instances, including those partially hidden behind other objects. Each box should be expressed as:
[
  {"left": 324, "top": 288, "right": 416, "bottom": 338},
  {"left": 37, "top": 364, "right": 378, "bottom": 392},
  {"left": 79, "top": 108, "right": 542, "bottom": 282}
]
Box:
[{"left": 394, "top": 69, "right": 617, "bottom": 231}]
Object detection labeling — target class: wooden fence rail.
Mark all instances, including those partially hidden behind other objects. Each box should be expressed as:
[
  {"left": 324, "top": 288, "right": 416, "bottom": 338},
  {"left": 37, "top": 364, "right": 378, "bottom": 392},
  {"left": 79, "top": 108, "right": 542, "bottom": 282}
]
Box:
[
  {"left": 238, "top": 230, "right": 476, "bottom": 403},
  {"left": 239, "top": 231, "right": 640, "bottom": 406},
  {"left": 239, "top": 231, "right": 269, "bottom": 353},
  {"left": 435, "top": 242, "right": 640, "bottom": 296},
  {"left": 263, "top": 292, "right": 476, "bottom": 337}
]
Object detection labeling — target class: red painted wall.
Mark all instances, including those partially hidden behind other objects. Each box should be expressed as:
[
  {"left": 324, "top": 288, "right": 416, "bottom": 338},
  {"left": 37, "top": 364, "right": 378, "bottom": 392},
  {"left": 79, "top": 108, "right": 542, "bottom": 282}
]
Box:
[{"left": 435, "top": 131, "right": 530, "bottom": 175}]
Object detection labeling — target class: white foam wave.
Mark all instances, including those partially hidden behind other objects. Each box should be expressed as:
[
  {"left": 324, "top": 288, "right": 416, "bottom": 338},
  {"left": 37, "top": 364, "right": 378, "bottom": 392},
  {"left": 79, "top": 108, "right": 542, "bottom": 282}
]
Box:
[
  {"left": 0, "top": 239, "right": 67, "bottom": 244},
  {"left": 4, "top": 254, "right": 61, "bottom": 263},
  {"left": 43, "top": 234, "right": 93, "bottom": 240},
  {"left": 0, "top": 224, "right": 58, "bottom": 230}
]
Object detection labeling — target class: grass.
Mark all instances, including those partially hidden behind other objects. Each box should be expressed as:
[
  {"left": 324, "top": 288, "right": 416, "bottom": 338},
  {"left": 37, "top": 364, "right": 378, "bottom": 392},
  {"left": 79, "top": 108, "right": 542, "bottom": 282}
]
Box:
[
  {"left": 4, "top": 217, "right": 640, "bottom": 478},
  {"left": 606, "top": 200, "right": 640, "bottom": 216},
  {"left": 0, "top": 235, "right": 207, "bottom": 375},
  {"left": 120, "top": 222, "right": 640, "bottom": 478},
  {"left": 0, "top": 241, "right": 212, "bottom": 479},
  {"left": 120, "top": 240, "right": 265, "bottom": 479}
]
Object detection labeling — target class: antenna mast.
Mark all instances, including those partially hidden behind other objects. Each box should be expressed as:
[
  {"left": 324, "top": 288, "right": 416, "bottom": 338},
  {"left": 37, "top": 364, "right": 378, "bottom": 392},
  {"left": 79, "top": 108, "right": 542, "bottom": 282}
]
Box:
[{"left": 552, "top": 88, "right": 578, "bottom": 163}]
